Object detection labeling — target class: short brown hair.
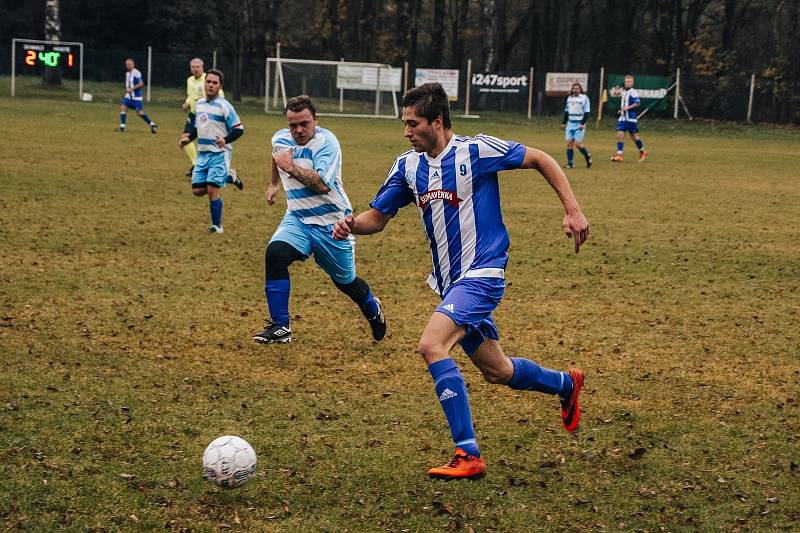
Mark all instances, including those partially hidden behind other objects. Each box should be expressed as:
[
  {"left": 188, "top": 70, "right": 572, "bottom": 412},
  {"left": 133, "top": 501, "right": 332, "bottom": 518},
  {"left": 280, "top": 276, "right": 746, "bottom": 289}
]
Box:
[
  {"left": 401, "top": 82, "right": 451, "bottom": 128},
  {"left": 206, "top": 69, "right": 224, "bottom": 85},
  {"left": 285, "top": 95, "right": 317, "bottom": 117}
]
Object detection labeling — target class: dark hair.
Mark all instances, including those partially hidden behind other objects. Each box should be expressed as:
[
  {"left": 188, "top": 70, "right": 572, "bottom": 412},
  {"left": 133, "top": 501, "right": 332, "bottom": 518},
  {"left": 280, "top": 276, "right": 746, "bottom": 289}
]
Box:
[
  {"left": 571, "top": 82, "right": 584, "bottom": 93},
  {"left": 285, "top": 95, "right": 317, "bottom": 117},
  {"left": 401, "top": 82, "right": 451, "bottom": 129},
  {"left": 206, "top": 69, "right": 224, "bottom": 85}
]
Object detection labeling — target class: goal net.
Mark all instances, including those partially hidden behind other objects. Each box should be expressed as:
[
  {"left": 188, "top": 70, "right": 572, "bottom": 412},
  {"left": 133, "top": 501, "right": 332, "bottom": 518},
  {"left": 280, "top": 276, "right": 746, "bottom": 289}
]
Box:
[{"left": 265, "top": 57, "right": 400, "bottom": 118}]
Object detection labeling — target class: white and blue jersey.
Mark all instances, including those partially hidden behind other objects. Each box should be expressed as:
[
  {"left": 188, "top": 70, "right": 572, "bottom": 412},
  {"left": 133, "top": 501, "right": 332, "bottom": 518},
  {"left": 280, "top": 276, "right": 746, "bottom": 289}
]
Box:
[
  {"left": 371, "top": 134, "right": 526, "bottom": 296},
  {"left": 125, "top": 68, "right": 143, "bottom": 101},
  {"left": 565, "top": 93, "right": 590, "bottom": 123},
  {"left": 271, "top": 127, "right": 352, "bottom": 226},
  {"left": 619, "top": 88, "right": 640, "bottom": 122},
  {"left": 195, "top": 96, "right": 242, "bottom": 153}
]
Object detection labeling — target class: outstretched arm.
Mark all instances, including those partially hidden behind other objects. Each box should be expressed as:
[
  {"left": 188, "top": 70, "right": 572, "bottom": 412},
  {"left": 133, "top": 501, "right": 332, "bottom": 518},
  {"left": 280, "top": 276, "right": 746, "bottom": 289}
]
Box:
[
  {"left": 520, "top": 147, "right": 590, "bottom": 253},
  {"left": 265, "top": 158, "right": 281, "bottom": 205},
  {"left": 332, "top": 209, "right": 392, "bottom": 240}
]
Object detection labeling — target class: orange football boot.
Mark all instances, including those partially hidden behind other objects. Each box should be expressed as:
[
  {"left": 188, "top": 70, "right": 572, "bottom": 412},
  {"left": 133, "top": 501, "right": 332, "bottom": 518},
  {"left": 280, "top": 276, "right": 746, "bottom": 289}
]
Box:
[
  {"left": 638, "top": 150, "right": 648, "bottom": 162},
  {"left": 560, "top": 368, "right": 584, "bottom": 432},
  {"left": 611, "top": 154, "right": 624, "bottom": 162},
  {"left": 428, "top": 448, "right": 486, "bottom": 480}
]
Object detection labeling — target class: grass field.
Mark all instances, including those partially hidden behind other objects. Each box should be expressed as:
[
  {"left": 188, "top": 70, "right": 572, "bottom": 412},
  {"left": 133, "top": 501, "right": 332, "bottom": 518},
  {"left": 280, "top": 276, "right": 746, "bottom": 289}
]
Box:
[{"left": 1, "top": 87, "right": 798, "bottom": 532}]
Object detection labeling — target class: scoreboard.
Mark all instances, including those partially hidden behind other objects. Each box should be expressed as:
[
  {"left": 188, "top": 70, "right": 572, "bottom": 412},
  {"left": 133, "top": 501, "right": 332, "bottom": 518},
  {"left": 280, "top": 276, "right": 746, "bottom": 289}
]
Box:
[
  {"left": 22, "top": 42, "right": 79, "bottom": 69},
  {"left": 11, "top": 38, "right": 84, "bottom": 99}
]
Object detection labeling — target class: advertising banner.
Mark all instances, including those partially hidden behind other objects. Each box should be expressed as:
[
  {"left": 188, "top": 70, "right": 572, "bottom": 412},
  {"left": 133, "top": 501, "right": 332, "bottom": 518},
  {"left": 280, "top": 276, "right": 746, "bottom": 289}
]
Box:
[
  {"left": 545, "top": 72, "right": 589, "bottom": 96},
  {"left": 336, "top": 65, "right": 402, "bottom": 92},
  {"left": 471, "top": 71, "right": 529, "bottom": 94},
  {"left": 606, "top": 74, "right": 670, "bottom": 111},
  {"left": 414, "top": 68, "right": 460, "bottom": 100}
]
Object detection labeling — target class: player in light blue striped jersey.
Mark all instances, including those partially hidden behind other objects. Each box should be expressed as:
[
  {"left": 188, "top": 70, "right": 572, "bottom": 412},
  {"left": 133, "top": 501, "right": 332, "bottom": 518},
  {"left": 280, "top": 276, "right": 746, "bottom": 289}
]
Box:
[
  {"left": 561, "top": 82, "right": 592, "bottom": 168},
  {"left": 179, "top": 69, "right": 244, "bottom": 233},
  {"left": 253, "top": 95, "right": 385, "bottom": 344},
  {"left": 116, "top": 58, "right": 157, "bottom": 134}
]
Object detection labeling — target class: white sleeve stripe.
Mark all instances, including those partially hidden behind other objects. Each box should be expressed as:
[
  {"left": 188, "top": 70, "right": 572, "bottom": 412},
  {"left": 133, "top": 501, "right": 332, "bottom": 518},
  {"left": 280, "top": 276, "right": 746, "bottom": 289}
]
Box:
[{"left": 476, "top": 134, "right": 508, "bottom": 154}]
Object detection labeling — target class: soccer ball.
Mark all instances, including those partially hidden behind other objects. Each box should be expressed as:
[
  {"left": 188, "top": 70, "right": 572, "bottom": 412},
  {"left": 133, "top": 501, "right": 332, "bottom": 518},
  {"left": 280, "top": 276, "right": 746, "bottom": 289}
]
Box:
[{"left": 202, "top": 435, "right": 257, "bottom": 488}]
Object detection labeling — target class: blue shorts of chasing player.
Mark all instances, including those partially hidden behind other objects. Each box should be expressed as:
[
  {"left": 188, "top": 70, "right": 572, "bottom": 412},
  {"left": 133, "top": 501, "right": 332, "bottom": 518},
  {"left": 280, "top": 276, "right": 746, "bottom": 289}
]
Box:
[
  {"left": 616, "top": 120, "right": 639, "bottom": 134},
  {"left": 435, "top": 276, "right": 505, "bottom": 356},
  {"left": 192, "top": 151, "right": 230, "bottom": 189},
  {"left": 121, "top": 97, "right": 143, "bottom": 111},
  {"left": 269, "top": 212, "right": 356, "bottom": 284},
  {"left": 565, "top": 122, "right": 586, "bottom": 142}
]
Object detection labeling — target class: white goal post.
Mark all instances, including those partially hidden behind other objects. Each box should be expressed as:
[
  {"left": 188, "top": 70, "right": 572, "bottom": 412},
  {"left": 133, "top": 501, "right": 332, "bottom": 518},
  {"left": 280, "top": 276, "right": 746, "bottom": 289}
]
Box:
[
  {"left": 265, "top": 57, "right": 400, "bottom": 118},
  {"left": 11, "top": 38, "right": 84, "bottom": 99}
]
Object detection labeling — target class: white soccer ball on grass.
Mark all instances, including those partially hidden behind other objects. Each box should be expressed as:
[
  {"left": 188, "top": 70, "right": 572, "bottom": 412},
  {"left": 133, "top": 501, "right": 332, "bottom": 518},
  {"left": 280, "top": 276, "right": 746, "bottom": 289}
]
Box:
[{"left": 202, "top": 435, "right": 257, "bottom": 488}]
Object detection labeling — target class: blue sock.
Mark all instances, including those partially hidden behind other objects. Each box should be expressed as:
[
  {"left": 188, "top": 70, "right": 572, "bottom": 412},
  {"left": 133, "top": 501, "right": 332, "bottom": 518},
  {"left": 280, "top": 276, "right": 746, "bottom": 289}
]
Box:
[
  {"left": 566, "top": 148, "right": 574, "bottom": 165},
  {"left": 359, "top": 289, "right": 378, "bottom": 318},
  {"left": 141, "top": 114, "right": 153, "bottom": 125},
  {"left": 616, "top": 141, "right": 624, "bottom": 154},
  {"left": 428, "top": 359, "right": 479, "bottom": 457},
  {"left": 265, "top": 279, "right": 291, "bottom": 327},
  {"left": 578, "top": 146, "right": 590, "bottom": 157},
  {"left": 507, "top": 357, "right": 572, "bottom": 398},
  {"left": 635, "top": 138, "right": 644, "bottom": 151},
  {"left": 119, "top": 112, "right": 126, "bottom": 128},
  {"left": 209, "top": 197, "right": 223, "bottom": 227},
  {"left": 226, "top": 174, "right": 234, "bottom": 183}
]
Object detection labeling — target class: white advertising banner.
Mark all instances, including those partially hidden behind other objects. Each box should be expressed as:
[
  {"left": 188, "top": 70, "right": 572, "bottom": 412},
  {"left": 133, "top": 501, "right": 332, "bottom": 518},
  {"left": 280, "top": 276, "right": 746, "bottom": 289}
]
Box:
[
  {"left": 545, "top": 72, "right": 589, "bottom": 96},
  {"left": 337, "top": 65, "right": 402, "bottom": 92},
  {"left": 414, "top": 68, "right": 460, "bottom": 101}
]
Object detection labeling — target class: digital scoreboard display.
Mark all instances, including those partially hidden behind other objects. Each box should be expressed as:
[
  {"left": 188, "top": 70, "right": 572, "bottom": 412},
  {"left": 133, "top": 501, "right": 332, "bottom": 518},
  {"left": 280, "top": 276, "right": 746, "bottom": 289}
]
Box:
[{"left": 21, "top": 42, "right": 79, "bottom": 69}]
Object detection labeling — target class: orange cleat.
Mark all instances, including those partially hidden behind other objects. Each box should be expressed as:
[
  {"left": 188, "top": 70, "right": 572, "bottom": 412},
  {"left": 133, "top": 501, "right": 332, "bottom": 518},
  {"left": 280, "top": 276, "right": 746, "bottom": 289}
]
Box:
[
  {"left": 428, "top": 448, "right": 486, "bottom": 480},
  {"left": 638, "top": 150, "right": 648, "bottom": 162},
  {"left": 611, "top": 154, "right": 624, "bottom": 162},
  {"left": 560, "top": 368, "right": 584, "bottom": 432}
]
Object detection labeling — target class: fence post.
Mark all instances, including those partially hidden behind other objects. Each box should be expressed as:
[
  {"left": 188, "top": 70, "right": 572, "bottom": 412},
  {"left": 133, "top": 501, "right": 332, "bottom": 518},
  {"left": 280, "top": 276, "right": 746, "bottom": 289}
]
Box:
[
  {"left": 272, "top": 42, "right": 281, "bottom": 108},
  {"left": 340, "top": 58, "right": 345, "bottom": 112},
  {"left": 527, "top": 66, "right": 534, "bottom": 119},
  {"left": 264, "top": 57, "right": 269, "bottom": 112},
  {"left": 212, "top": 49, "right": 217, "bottom": 70},
  {"left": 10, "top": 39, "right": 15, "bottom": 97},
  {"left": 403, "top": 61, "right": 409, "bottom": 94},
  {"left": 747, "top": 73, "right": 755, "bottom": 122},
  {"left": 465, "top": 59, "right": 472, "bottom": 116},
  {"left": 597, "top": 66, "right": 605, "bottom": 127},
  {"left": 146, "top": 45, "right": 152, "bottom": 103},
  {"left": 674, "top": 67, "right": 680, "bottom": 119}
]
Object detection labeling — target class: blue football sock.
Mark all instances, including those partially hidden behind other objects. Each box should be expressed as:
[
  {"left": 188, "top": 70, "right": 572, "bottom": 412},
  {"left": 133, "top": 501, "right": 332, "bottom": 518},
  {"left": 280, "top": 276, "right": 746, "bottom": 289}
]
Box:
[
  {"left": 265, "top": 279, "right": 291, "bottom": 327},
  {"left": 616, "top": 141, "right": 624, "bottom": 153},
  {"left": 428, "top": 359, "right": 479, "bottom": 457},
  {"left": 225, "top": 174, "right": 234, "bottom": 183},
  {"left": 566, "top": 148, "right": 574, "bottom": 165},
  {"left": 141, "top": 114, "right": 154, "bottom": 125},
  {"left": 209, "top": 197, "right": 223, "bottom": 227},
  {"left": 119, "top": 112, "right": 127, "bottom": 128},
  {"left": 635, "top": 138, "right": 644, "bottom": 151},
  {"left": 359, "top": 289, "right": 378, "bottom": 318},
  {"left": 578, "top": 146, "right": 590, "bottom": 157},
  {"left": 507, "top": 357, "right": 572, "bottom": 398}
]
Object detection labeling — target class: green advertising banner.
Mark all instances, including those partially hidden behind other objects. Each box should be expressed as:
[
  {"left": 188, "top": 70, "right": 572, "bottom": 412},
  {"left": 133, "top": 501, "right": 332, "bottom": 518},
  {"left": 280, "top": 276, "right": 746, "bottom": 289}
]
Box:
[{"left": 606, "top": 74, "right": 670, "bottom": 112}]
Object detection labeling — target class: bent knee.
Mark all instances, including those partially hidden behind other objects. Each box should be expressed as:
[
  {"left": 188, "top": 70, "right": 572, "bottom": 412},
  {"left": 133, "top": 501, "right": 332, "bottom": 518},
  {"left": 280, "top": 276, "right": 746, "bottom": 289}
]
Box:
[
  {"left": 192, "top": 188, "right": 206, "bottom": 196},
  {"left": 481, "top": 369, "right": 508, "bottom": 384},
  {"left": 418, "top": 338, "right": 448, "bottom": 361}
]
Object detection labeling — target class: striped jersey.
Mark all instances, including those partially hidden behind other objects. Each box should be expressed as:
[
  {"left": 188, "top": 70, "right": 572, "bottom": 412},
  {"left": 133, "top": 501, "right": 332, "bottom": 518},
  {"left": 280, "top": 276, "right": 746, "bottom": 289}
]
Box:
[
  {"left": 564, "top": 93, "right": 590, "bottom": 122},
  {"left": 371, "top": 134, "right": 526, "bottom": 294},
  {"left": 194, "top": 96, "right": 243, "bottom": 153},
  {"left": 125, "top": 68, "right": 143, "bottom": 101},
  {"left": 272, "top": 127, "right": 352, "bottom": 226},
  {"left": 619, "top": 87, "right": 641, "bottom": 122}
]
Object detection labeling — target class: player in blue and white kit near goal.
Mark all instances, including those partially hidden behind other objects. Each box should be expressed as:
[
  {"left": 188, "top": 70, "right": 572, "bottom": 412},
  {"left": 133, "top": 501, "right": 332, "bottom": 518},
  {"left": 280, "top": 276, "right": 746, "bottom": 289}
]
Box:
[
  {"left": 179, "top": 69, "right": 244, "bottom": 234},
  {"left": 334, "top": 83, "right": 589, "bottom": 480},
  {"left": 253, "top": 95, "right": 386, "bottom": 345},
  {"left": 561, "top": 82, "right": 593, "bottom": 168},
  {"left": 612, "top": 74, "right": 648, "bottom": 162},
  {"left": 116, "top": 58, "right": 157, "bottom": 134}
]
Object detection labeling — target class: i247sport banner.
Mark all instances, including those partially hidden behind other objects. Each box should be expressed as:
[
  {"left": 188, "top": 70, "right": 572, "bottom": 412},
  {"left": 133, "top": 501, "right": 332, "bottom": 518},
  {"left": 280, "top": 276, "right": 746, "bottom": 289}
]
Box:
[
  {"left": 606, "top": 74, "right": 670, "bottom": 112},
  {"left": 471, "top": 72, "right": 529, "bottom": 94},
  {"left": 415, "top": 68, "right": 459, "bottom": 101}
]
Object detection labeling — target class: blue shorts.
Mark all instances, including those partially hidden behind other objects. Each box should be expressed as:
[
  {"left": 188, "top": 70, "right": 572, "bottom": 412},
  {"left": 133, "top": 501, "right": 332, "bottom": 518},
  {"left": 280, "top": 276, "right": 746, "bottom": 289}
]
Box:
[
  {"left": 436, "top": 276, "right": 505, "bottom": 356},
  {"left": 616, "top": 120, "right": 639, "bottom": 133},
  {"left": 121, "top": 97, "right": 143, "bottom": 111},
  {"left": 269, "top": 213, "right": 356, "bottom": 284},
  {"left": 565, "top": 122, "right": 586, "bottom": 142},
  {"left": 192, "top": 151, "right": 230, "bottom": 189}
]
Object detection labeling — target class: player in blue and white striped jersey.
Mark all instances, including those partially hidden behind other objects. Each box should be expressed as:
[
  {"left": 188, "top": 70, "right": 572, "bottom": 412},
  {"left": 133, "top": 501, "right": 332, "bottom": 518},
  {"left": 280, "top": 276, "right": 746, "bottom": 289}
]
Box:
[
  {"left": 612, "top": 74, "right": 648, "bottom": 162},
  {"left": 179, "top": 69, "right": 244, "bottom": 233},
  {"left": 116, "top": 58, "right": 157, "bottom": 134},
  {"left": 253, "top": 95, "right": 385, "bottom": 345},
  {"left": 561, "top": 82, "right": 592, "bottom": 168},
  {"left": 334, "top": 83, "right": 589, "bottom": 480}
]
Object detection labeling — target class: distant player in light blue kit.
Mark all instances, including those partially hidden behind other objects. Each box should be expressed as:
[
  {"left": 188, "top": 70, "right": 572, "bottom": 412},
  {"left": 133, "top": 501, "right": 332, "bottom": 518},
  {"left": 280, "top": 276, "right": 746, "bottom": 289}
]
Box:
[
  {"left": 253, "top": 95, "right": 386, "bottom": 345},
  {"left": 612, "top": 74, "right": 648, "bottom": 162},
  {"left": 561, "top": 82, "right": 592, "bottom": 168},
  {"left": 179, "top": 69, "right": 244, "bottom": 234},
  {"left": 116, "top": 58, "right": 157, "bottom": 134}
]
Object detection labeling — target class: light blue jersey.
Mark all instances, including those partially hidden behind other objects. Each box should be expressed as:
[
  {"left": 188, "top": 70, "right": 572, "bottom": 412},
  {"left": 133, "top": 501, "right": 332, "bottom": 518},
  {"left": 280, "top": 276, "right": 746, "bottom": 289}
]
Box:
[
  {"left": 564, "top": 93, "right": 590, "bottom": 123},
  {"left": 195, "top": 96, "right": 243, "bottom": 153},
  {"left": 272, "top": 126, "right": 352, "bottom": 226}
]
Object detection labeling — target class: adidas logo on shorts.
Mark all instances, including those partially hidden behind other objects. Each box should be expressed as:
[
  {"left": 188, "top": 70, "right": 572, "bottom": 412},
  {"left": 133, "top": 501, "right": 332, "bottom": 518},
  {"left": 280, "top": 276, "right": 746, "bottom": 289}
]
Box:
[
  {"left": 439, "top": 388, "right": 458, "bottom": 401},
  {"left": 442, "top": 304, "right": 455, "bottom": 313}
]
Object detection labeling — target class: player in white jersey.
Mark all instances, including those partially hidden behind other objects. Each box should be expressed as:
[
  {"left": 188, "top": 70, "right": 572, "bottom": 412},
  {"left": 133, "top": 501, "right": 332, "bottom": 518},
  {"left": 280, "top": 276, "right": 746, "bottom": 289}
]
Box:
[
  {"left": 116, "top": 58, "right": 157, "bottom": 134},
  {"left": 561, "top": 82, "right": 593, "bottom": 168},
  {"left": 334, "top": 83, "right": 589, "bottom": 480},
  {"left": 179, "top": 69, "right": 244, "bottom": 233},
  {"left": 252, "top": 95, "right": 386, "bottom": 344},
  {"left": 612, "top": 74, "right": 648, "bottom": 162}
]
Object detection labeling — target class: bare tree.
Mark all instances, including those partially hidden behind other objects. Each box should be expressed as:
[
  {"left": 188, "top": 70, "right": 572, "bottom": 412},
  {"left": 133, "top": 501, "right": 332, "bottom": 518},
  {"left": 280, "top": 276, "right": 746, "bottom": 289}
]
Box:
[{"left": 43, "top": 0, "right": 61, "bottom": 85}]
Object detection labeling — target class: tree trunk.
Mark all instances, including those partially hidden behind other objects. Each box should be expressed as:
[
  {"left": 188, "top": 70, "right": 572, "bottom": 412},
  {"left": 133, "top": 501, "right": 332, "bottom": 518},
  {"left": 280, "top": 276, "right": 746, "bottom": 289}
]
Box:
[
  {"left": 481, "top": 0, "right": 497, "bottom": 71},
  {"left": 43, "top": 0, "right": 62, "bottom": 85},
  {"left": 431, "top": 0, "right": 445, "bottom": 67}
]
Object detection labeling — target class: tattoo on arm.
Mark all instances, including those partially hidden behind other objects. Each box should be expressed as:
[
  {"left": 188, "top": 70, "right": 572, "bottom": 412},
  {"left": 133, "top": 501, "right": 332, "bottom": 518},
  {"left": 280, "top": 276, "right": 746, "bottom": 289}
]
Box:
[{"left": 286, "top": 164, "right": 330, "bottom": 194}]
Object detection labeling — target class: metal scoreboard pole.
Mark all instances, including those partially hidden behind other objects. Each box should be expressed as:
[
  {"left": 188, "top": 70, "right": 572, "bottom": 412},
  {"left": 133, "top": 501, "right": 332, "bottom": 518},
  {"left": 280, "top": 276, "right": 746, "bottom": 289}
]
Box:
[{"left": 11, "top": 40, "right": 16, "bottom": 97}]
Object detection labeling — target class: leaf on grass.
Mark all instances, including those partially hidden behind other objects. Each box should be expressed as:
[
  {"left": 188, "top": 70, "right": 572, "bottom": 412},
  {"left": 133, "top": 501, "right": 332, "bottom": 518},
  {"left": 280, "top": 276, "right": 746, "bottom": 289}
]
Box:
[
  {"left": 628, "top": 447, "right": 647, "bottom": 459},
  {"left": 119, "top": 473, "right": 136, "bottom": 480}
]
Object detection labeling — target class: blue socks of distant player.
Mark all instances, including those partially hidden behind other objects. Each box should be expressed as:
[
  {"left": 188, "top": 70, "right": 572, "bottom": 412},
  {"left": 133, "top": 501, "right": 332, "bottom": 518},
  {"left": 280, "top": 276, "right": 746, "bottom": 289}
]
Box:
[
  {"left": 428, "top": 359, "right": 480, "bottom": 457},
  {"left": 566, "top": 148, "right": 574, "bottom": 166},
  {"left": 119, "top": 112, "right": 126, "bottom": 129},
  {"left": 265, "top": 279, "right": 291, "bottom": 327},
  {"left": 578, "top": 146, "right": 590, "bottom": 159},
  {"left": 616, "top": 141, "right": 624, "bottom": 154},
  {"left": 635, "top": 138, "right": 644, "bottom": 152},
  {"left": 209, "top": 197, "right": 223, "bottom": 227},
  {"left": 141, "top": 114, "right": 154, "bottom": 126},
  {"left": 507, "top": 357, "right": 573, "bottom": 399}
]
